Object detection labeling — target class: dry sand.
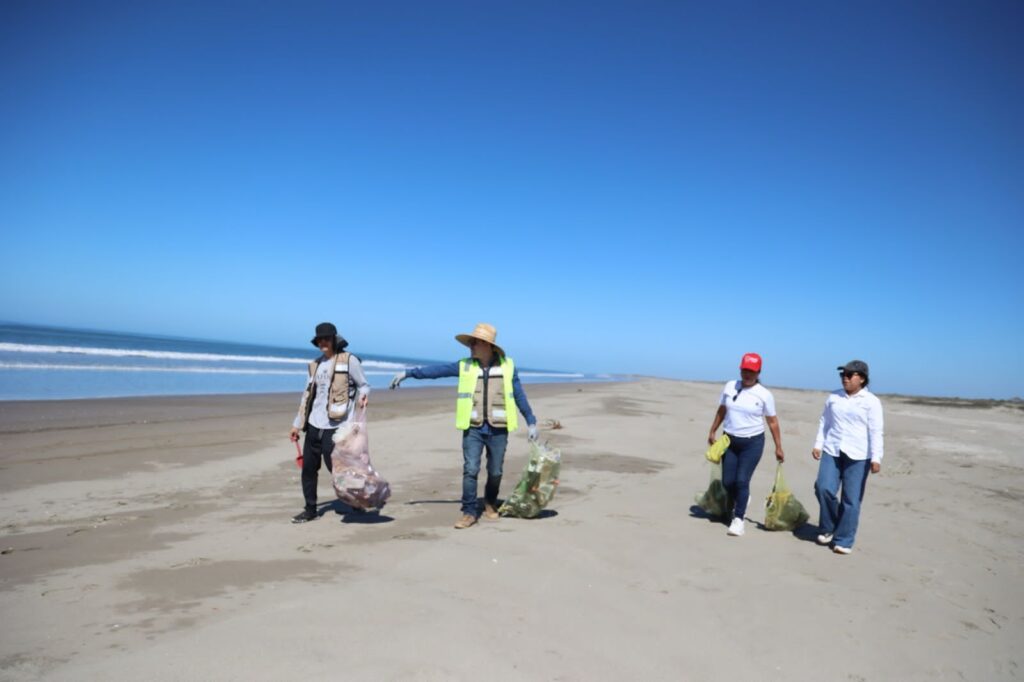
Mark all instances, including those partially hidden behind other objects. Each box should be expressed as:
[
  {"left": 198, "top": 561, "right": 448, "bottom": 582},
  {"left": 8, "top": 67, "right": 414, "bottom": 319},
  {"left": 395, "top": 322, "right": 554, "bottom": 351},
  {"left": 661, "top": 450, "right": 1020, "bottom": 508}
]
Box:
[{"left": 0, "top": 380, "right": 1022, "bottom": 681}]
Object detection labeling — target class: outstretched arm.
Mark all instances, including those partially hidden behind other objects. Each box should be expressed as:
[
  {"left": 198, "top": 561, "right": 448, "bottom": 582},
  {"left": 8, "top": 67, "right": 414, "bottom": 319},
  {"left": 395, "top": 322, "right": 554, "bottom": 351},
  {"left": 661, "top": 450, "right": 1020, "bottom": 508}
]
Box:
[{"left": 391, "top": 361, "right": 461, "bottom": 389}]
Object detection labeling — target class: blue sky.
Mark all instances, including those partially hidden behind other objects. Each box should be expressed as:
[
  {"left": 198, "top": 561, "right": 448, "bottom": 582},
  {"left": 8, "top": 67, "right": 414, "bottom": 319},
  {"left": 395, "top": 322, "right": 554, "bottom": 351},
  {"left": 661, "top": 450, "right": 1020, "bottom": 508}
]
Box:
[{"left": 1, "top": 1, "right": 1022, "bottom": 398}]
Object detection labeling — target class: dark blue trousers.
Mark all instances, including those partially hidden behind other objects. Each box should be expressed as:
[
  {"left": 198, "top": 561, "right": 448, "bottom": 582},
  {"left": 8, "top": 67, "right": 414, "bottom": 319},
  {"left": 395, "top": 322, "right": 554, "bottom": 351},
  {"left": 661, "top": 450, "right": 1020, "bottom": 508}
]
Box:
[{"left": 721, "top": 432, "right": 765, "bottom": 520}]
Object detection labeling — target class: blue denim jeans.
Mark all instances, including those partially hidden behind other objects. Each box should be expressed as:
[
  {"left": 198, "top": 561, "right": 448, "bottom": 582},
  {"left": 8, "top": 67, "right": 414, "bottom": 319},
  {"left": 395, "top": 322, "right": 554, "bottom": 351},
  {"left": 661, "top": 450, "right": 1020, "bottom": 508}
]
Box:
[
  {"left": 721, "top": 432, "right": 765, "bottom": 521},
  {"left": 461, "top": 427, "right": 508, "bottom": 515},
  {"left": 814, "top": 451, "right": 870, "bottom": 548}
]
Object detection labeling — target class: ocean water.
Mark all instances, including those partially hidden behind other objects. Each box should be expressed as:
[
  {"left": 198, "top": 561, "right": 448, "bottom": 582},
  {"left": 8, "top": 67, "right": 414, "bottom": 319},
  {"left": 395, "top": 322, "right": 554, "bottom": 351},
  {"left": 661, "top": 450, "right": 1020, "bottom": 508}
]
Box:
[{"left": 0, "top": 323, "right": 598, "bottom": 401}]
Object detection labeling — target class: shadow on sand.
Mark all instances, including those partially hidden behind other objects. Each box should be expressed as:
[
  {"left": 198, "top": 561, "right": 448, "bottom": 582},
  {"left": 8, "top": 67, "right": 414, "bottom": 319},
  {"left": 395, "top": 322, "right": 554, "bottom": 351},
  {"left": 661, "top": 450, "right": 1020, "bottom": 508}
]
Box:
[
  {"left": 403, "top": 500, "right": 560, "bottom": 521},
  {"left": 787, "top": 523, "right": 821, "bottom": 543},
  {"left": 318, "top": 499, "right": 395, "bottom": 524},
  {"left": 688, "top": 504, "right": 727, "bottom": 526},
  {"left": 499, "top": 509, "right": 560, "bottom": 520}
]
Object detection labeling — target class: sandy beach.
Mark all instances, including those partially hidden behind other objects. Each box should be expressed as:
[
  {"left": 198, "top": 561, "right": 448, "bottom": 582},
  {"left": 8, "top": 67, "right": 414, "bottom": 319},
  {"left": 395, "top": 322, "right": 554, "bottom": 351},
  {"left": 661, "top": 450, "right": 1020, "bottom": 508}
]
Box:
[{"left": 1, "top": 379, "right": 1022, "bottom": 681}]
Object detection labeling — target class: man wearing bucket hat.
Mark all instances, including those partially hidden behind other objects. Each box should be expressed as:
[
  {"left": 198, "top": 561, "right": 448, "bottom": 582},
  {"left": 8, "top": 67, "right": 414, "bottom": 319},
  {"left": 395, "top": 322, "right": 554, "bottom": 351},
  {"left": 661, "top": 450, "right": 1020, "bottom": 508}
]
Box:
[
  {"left": 390, "top": 323, "right": 538, "bottom": 529},
  {"left": 811, "top": 360, "right": 885, "bottom": 554},
  {"left": 288, "top": 322, "right": 371, "bottom": 524}
]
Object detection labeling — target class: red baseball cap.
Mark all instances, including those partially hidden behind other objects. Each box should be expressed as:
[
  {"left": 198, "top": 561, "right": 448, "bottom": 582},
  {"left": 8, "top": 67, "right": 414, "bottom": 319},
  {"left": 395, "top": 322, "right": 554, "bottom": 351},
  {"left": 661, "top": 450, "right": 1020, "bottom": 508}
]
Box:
[{"left": 740, "top": 353, "right": 762, "bottom": 372}]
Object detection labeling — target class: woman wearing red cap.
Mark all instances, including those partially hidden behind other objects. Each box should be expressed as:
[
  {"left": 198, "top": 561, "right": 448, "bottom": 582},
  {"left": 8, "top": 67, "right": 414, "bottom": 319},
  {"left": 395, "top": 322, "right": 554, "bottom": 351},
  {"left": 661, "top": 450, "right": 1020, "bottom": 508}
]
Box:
[{"left": 707, "top": 353, "right": 785, "bottom": 536}]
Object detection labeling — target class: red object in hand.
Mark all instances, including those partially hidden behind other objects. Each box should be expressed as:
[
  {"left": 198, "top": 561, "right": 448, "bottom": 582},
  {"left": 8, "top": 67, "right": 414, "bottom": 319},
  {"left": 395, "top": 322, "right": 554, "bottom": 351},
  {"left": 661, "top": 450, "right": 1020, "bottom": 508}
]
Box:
[{"left": 294, "top": 440, "right": 303, "bottom": 468}]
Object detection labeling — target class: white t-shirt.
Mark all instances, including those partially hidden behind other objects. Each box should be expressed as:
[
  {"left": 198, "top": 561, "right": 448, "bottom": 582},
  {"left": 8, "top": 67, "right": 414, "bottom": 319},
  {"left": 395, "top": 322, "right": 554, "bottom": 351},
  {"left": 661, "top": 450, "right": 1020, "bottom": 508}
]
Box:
[{"left": 719, "top": 380, "right": 776, "bottom": 438}]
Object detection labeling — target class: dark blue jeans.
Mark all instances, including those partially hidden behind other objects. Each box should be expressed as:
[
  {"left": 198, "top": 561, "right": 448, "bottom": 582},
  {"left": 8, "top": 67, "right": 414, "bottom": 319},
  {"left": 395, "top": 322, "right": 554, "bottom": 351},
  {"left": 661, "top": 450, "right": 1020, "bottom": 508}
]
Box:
[
  {"left": 461, "top": 427, "right": 508, "bottom": 515},
  {"left": 301, "top": 426, "right": 336, "bottom": 511},
  {"left": 721, "top": 432, "right": 765, "bottom": 521}
]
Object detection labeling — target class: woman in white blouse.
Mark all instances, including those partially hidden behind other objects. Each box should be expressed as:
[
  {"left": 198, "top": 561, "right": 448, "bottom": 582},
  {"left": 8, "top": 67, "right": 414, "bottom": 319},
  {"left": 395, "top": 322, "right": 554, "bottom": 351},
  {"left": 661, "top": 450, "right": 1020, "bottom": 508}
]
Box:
[
  {"left": 707, "top": 353, "right": 785, "bottom": 537},
  {"left": 812, "top": 360, "right": 885, "bottom": 555}
]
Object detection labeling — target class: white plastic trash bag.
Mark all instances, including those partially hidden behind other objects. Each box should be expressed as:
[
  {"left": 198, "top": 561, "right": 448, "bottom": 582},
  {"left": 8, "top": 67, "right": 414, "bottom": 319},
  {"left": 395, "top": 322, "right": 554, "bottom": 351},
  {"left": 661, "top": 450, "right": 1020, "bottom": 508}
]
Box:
[{"left": 331, "top": 408, "right": 391, "bottom": 510}]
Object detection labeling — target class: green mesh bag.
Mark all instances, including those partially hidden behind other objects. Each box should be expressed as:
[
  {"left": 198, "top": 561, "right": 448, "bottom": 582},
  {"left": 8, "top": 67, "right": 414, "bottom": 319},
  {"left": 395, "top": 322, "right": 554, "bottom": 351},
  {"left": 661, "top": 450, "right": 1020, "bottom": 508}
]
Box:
[
  {"left": 763, "top": 463, "right": 810, "bottom": 531},
  {"left": 694, "top": 461, "right": 732, "bottom": 518},
  {"left": 498, "top": 441, "right": 561, "bottom": 519}
]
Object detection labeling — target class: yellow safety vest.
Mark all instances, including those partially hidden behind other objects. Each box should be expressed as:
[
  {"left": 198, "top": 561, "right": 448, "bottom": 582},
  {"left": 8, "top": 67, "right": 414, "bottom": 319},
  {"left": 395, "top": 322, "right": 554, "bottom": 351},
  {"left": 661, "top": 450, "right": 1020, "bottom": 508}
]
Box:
[{"left": 455, "top": 356, "right": 519, "bottom": 431}]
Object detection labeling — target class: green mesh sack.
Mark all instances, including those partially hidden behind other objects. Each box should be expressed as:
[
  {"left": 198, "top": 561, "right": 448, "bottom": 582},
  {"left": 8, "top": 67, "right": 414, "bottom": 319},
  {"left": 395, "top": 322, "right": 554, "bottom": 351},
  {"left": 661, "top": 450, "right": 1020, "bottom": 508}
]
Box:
[
  {"left": 499, "top": 441, "right": 561, "bottom": 519},
  {"left": 695, "top": 461, "right": 732, "bottom": 517},
  {"left": 763, "top": 463, "right": 810, "bottom": 531}
]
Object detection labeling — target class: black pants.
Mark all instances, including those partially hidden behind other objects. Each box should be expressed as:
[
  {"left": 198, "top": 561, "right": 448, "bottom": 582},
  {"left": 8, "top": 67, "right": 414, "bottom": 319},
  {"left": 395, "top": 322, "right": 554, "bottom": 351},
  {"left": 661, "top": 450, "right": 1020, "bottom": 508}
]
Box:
[{"left": 302, "top": 426, "right": 336, "bottom": 511}]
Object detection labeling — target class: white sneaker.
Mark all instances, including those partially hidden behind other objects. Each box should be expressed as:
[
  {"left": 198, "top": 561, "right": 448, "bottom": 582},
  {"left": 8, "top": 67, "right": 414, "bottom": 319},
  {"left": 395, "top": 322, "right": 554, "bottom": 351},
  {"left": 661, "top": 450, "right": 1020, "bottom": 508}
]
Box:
[
  {"left": 816, "top": 533, "right": 833, "bottom": 545},
  {"left": 727, "top": 518, "right": 745, "bottom": 536},
  {"left": 833, "top": 545, "right": 852, "bottom": 555}
]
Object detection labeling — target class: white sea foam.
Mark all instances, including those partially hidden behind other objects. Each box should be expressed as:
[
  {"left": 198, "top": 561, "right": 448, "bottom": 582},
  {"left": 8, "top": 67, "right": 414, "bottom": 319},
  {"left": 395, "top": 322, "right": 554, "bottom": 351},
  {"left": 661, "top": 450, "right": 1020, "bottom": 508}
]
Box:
[
  {"left": 0, "top": 342, "right": 308, "bottom": 364},
  {"left": 361, "top": 360, "right": 410, "bottom": 370},
  {"left": 0, "top": 362, "right": 304, "bottom": 375},
  {"left": 0, "top": 343, "right": 411, "bottom": 371},
  {"left": 0, "top": 363, "right": 584, "bottom": 380}
]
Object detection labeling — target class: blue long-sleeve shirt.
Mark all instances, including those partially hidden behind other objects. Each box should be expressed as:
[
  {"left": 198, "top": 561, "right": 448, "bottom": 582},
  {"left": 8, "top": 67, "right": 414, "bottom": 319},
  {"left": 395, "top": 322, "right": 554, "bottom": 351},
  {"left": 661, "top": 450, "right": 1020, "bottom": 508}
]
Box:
[{"left": 406, "top": 358, "right": 537, "bottom": 431}]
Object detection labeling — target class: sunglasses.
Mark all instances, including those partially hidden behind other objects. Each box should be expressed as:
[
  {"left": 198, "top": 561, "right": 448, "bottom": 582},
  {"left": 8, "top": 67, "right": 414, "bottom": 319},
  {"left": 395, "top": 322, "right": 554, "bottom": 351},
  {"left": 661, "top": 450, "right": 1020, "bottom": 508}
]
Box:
[{"left": 839, "top": 371, "right": 860, "bottom": 379}]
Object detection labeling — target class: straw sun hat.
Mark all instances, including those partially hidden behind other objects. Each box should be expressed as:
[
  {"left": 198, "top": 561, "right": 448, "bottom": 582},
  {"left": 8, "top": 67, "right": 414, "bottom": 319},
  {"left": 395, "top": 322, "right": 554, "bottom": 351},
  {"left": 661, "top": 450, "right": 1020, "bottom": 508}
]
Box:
[{"left": 455, "top": 322, "right": 505, "bottom": 356}]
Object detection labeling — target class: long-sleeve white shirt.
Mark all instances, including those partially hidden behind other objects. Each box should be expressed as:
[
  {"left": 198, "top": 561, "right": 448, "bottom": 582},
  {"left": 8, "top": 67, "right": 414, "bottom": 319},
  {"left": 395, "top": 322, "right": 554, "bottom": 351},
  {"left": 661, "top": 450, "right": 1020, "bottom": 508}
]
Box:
[{"left": 814, "top": 388, "right": 884, "bottom": 463}]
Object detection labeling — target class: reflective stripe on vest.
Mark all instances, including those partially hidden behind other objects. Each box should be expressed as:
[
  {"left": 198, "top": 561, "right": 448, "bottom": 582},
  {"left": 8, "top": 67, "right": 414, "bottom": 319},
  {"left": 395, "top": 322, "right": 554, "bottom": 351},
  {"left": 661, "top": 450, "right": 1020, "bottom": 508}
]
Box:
[{"left": 455, "top": 356, "right": 518, "bottom": 431}]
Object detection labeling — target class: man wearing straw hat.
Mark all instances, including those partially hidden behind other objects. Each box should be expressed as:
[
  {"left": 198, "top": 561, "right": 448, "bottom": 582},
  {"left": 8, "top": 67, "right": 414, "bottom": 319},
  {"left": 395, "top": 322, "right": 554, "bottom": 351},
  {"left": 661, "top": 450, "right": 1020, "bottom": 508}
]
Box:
[{"left": 390, "top": 323, "right": 538, "bottom": 529}]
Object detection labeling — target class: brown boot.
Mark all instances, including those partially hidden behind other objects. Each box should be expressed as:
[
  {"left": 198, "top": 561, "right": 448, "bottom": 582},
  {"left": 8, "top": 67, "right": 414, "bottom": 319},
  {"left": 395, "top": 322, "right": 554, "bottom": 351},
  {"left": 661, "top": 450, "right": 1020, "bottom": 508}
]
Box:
[
  {"left": 483, "top": 502, "right": 499, "bottom": 520},
  {"left": 454, "top": 514, "right": 477, "bottom": 529}
]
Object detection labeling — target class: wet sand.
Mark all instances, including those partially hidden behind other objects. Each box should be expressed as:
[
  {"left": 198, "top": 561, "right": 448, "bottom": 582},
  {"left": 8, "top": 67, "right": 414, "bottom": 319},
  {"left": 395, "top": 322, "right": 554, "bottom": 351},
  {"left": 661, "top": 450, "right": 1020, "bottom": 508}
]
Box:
[{"left": 1, "top": 380, "right": 1022, "bottom": 680}]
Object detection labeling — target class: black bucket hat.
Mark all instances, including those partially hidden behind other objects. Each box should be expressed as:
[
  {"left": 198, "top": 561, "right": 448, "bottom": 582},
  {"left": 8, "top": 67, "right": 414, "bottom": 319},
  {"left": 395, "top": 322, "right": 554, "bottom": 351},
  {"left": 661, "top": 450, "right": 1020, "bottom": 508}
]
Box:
[{"left": 310, "top": 322, "right": 348, "bottom": 351}]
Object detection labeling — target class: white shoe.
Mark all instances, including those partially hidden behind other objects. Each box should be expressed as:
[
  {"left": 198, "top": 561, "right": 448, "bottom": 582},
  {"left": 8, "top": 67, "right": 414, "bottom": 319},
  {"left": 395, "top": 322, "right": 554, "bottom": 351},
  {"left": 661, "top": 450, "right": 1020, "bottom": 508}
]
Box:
[
  {"left": 727, "top": 518, "right": 745, "bottom": 536},
  {"left": 816, "top": 533, "right": 833, "bottom": 545},
  {"left": 833, "top": 545, "right": 852, "bottom": 555}
]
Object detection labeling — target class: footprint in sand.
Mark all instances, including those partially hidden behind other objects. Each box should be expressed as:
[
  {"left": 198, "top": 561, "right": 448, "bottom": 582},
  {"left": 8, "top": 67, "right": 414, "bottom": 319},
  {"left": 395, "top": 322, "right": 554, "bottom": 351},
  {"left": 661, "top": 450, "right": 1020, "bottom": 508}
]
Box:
[{"left": 296, "top": 543, "right": 335, "bottom": 553}]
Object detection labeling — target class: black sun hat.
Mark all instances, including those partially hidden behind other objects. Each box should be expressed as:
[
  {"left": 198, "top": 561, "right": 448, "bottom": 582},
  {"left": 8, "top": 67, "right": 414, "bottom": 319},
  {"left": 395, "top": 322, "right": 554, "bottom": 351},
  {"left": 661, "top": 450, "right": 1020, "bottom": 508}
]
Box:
[{"left": 310, "top": 322, "right": 348, "bottom": 350}]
